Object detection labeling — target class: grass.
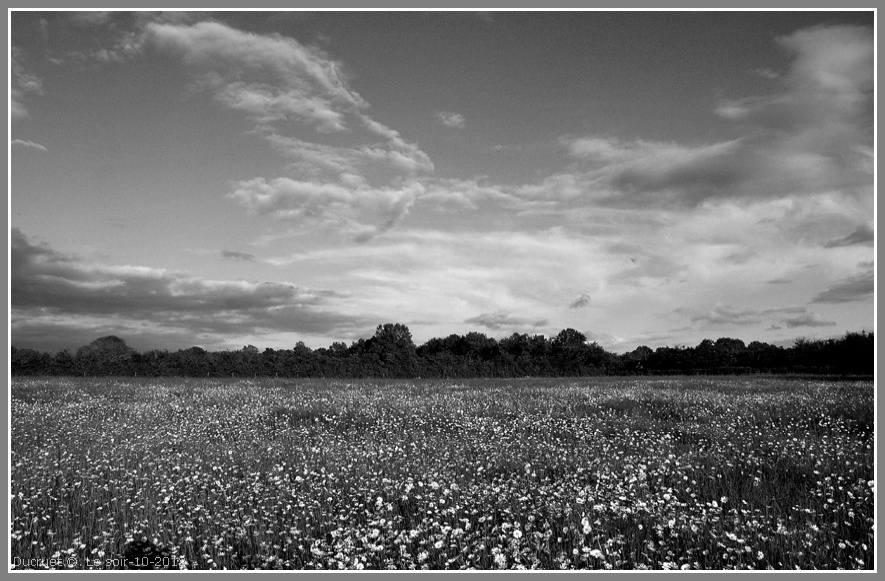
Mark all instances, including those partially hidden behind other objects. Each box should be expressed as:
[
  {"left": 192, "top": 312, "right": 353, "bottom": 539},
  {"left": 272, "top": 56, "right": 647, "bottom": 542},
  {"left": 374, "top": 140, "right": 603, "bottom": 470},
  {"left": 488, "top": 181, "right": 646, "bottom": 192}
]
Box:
[{"left": 9, "top": 376, "right": 874, "bottom": 570}]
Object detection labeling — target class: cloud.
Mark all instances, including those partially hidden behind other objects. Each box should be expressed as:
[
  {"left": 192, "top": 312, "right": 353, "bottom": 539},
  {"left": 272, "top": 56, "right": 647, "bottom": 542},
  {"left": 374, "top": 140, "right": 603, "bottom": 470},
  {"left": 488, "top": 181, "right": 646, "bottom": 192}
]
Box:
[
  {"left": 11, "top": 229, "right": 370, "bottom": 350},
  {"left": 781, "top": 312, "right": 836, "bottom": 328},
  {"left": 140, "top": 18, "right": 433, "bottom": 239},
  {"left": 228, "top": 177, "right": 424, "bottom": 241},
  {"left": 220, "top": 250, "right": 256, "bottom": 262},
  {"left": 69, "top": 11, "right": 114, "bottom": 27},
  {"left": 676, "top": 304, "right": 836, "bottom": 330},
  {"left": 11, "top": 139, "right": 47, "bottom": 152},
  {"left": 824, "top": 224, "right": 874, "bottom": 247},
  {"left": 11, "top": 47, "right": 43, "bottom": 119},
  {"left": 751, "top": 67, "right": 779, "bottom": 80},
  {"left": 549, "top": 24, "right": 873, "bottom": 208},
  {"left": 145, "top": 20, "right": 432, "bottom": 176},
  {"left": 569, "top": 293, "right": 591, "bottom": 309},
  {"left": 812, "top": 271, "right": 874, "bottom": 304},
  {"left": 144, "top": 20, "right": 362, "bottom": 130},
  {"left": 435, "top": 111, "right": 466, "bottom": 129},
  {"left": 464, "top": 311, "right": 548, "bottom": 332}
]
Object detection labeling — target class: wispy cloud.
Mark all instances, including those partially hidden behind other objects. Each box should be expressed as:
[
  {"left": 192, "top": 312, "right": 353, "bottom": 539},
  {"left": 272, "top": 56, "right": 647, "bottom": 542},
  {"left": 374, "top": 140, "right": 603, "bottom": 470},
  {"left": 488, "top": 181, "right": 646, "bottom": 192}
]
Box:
[
  {"left": 142, "top": 19, "right": 434, "bottom": 238},
  {"left": 220, "top": 250, "right": 256, "bottom": 262},
  {"left": 812, "top": 271, "right": 874, "bottom": 304},
  {"left": 435, "top": 111, "right": 466, "bottom": 129},
  {"left": 824, "top": 224, "right": 874, "bottom": 247},
  {"left": 228, "top": 177, "right": 423, "bottom": 241},
  {"left": 144, "top": 20, "right": 431, "bottom": 172},
  {"left": 464, "top": 311, "right": 548, "bottom": 332},
  {"left": 781, "top": 312, "right": 836, "bottom": 328},
  {"left": 68, "top": 11, "right": 114, "bottom": 27},
  {"left": 11, "top": 47, "right": 43, "bottom": 119},
  {"left": 11, "top": 139, "right": 47, "bottom": 152},
  {"left": 676, "top": 304, "right": 836, "bottom": 329},
  {"left": 545, "top": 25, "right": 874, "bottom": 208}
]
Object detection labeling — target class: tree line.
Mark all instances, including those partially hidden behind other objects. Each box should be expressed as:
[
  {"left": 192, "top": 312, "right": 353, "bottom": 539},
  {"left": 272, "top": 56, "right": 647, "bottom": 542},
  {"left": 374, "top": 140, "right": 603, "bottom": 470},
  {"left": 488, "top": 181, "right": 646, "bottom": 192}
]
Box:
[{"left": 10, "top": 324, "right": 874, "bottom": 378}]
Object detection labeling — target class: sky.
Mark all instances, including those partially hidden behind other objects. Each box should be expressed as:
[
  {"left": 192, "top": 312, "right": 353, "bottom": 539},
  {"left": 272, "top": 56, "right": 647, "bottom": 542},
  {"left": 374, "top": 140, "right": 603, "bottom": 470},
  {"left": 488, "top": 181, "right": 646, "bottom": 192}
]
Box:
[{"left": 9, "top": 10, "right": 876, "bottom": 354}]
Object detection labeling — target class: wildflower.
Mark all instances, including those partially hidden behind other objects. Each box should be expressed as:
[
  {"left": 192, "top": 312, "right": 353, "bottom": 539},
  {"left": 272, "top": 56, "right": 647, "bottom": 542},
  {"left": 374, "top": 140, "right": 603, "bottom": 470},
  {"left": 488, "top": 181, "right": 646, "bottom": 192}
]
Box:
[{"left": 513, "top": 529, "right": 523, "bottom": 539}]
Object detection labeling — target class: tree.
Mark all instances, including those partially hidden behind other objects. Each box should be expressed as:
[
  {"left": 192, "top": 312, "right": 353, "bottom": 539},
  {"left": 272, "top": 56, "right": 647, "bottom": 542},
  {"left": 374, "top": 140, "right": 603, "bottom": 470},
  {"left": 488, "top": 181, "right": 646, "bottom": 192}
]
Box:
[
  {"left": 75, "top": 335, "right": 135, "bottom": 375},
  {"left": 366, "top": 323, "right": 418, "bottom": 377}
]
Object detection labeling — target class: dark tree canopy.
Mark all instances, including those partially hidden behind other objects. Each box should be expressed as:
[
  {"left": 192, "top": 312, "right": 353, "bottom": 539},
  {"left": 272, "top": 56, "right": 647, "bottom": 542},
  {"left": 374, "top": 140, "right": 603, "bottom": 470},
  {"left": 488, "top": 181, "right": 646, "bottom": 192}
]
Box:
[{"left": 10, "top": 326, "right": 874, "bottom": 378}]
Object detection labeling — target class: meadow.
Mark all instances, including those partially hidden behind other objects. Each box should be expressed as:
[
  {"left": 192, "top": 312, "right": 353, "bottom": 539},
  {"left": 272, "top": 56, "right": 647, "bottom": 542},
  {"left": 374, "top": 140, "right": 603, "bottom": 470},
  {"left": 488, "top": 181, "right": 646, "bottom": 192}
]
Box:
[{"left": 9, "top": 376, "right": 875, "bottom": 570}]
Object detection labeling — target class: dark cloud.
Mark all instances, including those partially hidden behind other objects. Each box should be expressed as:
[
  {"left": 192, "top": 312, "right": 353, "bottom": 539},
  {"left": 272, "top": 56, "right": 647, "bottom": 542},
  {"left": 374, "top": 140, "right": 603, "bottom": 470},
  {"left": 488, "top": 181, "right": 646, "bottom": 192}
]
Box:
[
  {"left": 221, "top": 250, "right": 256, "bottom": 262},
  {"left": 464, "top": 311, "right": 548, "bottom": 331},
  {"left": 766, "top": 277, "right": 793, "bottom": 285},
  {"left": 562, "top": 24, "right": 873, "bottom": 208},
  {"left": 781, "top": 313, "right": 837, "bottom": 328},
  {"left": 812, "top": 271, "right": 874, "bottom": 304},
  {"left": 569, "top": 294, "right": 591, "bottom": 309},
  {"left": 824, "top": 224, "right": 874, "bottom": 247},
  {"left": 11, "top": 228, "right": 372, "bottom": 350},
  {"left": 677, "top": 304, "right": 835, "bottom": 329}
]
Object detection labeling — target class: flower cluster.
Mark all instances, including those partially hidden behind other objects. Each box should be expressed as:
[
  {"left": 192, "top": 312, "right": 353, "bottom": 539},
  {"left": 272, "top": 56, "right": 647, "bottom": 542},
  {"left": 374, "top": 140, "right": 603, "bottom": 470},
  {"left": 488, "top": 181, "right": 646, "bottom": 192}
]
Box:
[{"left": 10, "top": 376, "right": 873, "bottom": 569}]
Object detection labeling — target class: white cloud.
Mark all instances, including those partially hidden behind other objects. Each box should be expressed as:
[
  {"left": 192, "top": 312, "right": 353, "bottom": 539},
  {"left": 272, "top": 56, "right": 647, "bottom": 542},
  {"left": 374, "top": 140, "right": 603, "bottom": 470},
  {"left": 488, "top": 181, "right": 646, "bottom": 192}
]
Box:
[
  {"left": 145, "top": 19, "right": 434, "bottom": 218},
  {"left": 11, "top": 47, "right": 43, "bottom": 120},
  {"left": 228, "top": 177, "right": 424, "bottom": 241},
  {"left": 546, "top": 25, "right": 873, "bottom": 208},
  {"left": 435, "top": 111, "right": 466, "bottom": 129},
  {"left": 11, "top": 139, "right": 47, "bottom": 152}
]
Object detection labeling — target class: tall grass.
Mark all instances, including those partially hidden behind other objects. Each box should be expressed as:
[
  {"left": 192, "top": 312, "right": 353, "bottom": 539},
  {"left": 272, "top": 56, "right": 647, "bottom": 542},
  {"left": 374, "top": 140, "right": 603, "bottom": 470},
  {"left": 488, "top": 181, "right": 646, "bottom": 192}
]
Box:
[{"left": 10, "top": 376, "right": 874, "bottom": 570}]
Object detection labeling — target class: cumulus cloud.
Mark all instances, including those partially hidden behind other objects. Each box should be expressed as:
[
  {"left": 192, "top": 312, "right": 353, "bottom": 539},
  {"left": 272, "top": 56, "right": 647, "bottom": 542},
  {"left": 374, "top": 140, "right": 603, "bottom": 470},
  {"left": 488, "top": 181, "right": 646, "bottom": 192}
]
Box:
[
  {"left": 824, "top": 224, "right": 874, "bottom": 247},
  {"left": 435, "top": 111, "right": 466, "bottom": 129},
  {"left": 11, "top": 139, "right": 48, "bottom": 152},
  {"left": 464, "top": 311, "right": 548, "bottom": 331},
  {"left": 812, "top": 271, "right": 874, "bottom": 304},
  {"left": 11, "top": 229, "right": 369, "bottom": 349}
]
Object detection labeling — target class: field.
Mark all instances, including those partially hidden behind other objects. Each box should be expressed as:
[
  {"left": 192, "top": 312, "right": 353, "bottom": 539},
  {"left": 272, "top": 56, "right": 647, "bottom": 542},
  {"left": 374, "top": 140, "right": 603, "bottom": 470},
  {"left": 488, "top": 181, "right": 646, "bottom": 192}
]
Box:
[{"left": 10, "top": 376, "right": 875, "bottom": 570}]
